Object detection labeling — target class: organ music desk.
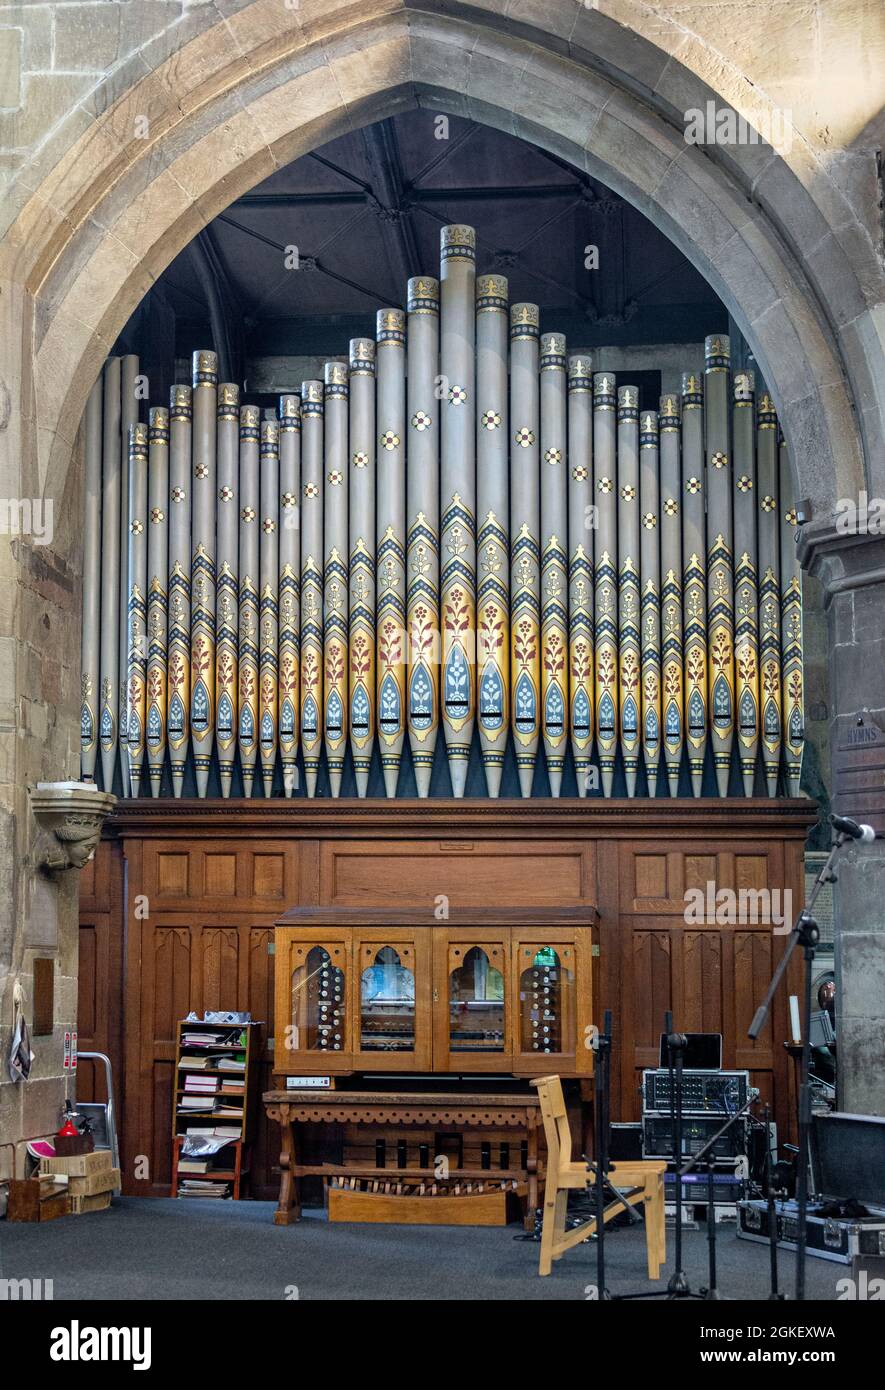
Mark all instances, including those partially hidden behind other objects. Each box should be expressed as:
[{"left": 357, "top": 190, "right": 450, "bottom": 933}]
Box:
[{"left": 267, "top": 906, "right": 595, "bottom": 1225}]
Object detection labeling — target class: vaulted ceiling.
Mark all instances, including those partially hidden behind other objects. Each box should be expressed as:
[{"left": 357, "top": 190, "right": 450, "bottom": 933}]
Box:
[{"left": 121, "top": 110, "right": 727, "bottom": 383}]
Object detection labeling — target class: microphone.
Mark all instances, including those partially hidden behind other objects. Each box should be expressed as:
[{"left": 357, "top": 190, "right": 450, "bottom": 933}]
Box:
[{"left": 831, "top": 814, "right": 876, "bottom": 843}]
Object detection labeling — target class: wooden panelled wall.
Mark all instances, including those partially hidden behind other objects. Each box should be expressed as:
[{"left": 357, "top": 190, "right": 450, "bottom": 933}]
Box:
[{"left": 78, "top": 801, "right": 814, "bottom": 1198}]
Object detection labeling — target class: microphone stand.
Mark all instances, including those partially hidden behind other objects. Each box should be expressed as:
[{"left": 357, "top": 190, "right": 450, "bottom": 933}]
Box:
[
  {"left": 592, "top": 1009, "right": 613, "bottom": 1300},
  {"left": 748, "top": 827, "right": 851, "bottom": 1302},
  {"left": 639, "top": 1012, "right": 706, "bottom": 1300},
  {"left": 762, "top": 1104, "right": 786, "bottom": 1300}
]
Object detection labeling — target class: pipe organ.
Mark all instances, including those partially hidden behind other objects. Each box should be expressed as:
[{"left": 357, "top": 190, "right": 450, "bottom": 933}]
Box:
[{"left": 80, "top": 226, "right": 804, "bottom": 801}]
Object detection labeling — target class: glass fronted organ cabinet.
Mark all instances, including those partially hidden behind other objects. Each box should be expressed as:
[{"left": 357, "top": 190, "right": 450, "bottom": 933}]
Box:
[{"left": 274, "top": 908, "right": 594, "bottom": 1079}]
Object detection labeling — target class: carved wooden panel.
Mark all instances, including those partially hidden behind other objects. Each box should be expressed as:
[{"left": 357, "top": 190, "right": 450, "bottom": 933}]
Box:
[
  {"left": 321, "top": 840, "right": 593, "bottom": 908},
  {"left": 81, "top": 803, "right": 812, "bottom": 1197}
]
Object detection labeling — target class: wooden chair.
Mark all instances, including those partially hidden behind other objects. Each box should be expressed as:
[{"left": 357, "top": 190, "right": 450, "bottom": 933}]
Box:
[{"left": 529, "top": 1075, "right": 667, "bottom": 1279}]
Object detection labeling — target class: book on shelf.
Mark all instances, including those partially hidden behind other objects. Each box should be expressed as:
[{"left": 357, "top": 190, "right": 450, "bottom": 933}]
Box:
[
  {"left": 178, "top": 1160, "right": 211, "bottom": 1174},
  {"left": 178, "top": 1179, "right": 231, "bottom": 1198},
  {"left": 216, "top": 1056, "right": 246, "bottom": 1072},
  {"left": 185, "top": 1126, "right": 242, "bottom": 1139}
]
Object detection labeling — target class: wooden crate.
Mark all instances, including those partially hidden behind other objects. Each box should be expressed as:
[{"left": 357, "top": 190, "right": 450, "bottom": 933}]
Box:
[
  {"left": 68, "top": 1190, "right": 113, "bottom": 1216},
  {"left": 7, "top": 1178, "right": 69, "bottom": 1223}
]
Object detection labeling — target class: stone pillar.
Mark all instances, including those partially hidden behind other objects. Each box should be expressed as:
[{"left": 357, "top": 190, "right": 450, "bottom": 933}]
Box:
[{"left": 800, "top": 522, "right": 885, "bottom": 1116}]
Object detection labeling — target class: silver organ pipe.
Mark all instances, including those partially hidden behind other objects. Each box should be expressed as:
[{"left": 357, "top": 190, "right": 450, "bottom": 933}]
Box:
[
  {"left": 407, "top": 279, "right": 441, "bottom": 798},
  {"left": 82, "top": 224, "right": 804, "bottom": 803}
]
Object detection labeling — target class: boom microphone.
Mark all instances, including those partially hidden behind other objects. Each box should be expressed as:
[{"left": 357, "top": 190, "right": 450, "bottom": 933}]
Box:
[{"left": 831, "top": 814, "right": 876, "bottom": 843}]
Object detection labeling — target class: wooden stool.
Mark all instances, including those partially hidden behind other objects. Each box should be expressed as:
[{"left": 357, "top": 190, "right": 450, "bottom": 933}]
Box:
[{"left": 530, "top": 1075, "right": 667, "bottom": 1279}]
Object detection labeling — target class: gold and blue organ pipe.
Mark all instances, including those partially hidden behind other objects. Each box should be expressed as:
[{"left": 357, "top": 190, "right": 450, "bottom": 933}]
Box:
[
  {"left": 617, "top": 385, "right": 641, "bottom": 795},
  {"left": 215, "top": 384, "right": 239, "bottom": 797},
  {"left": 119, "top": 355, "right": 140, "bottom": 797},
  {"left": 540, "top": 333, "right": 569, "bottom": 798},
  {"left": 376, "top": 312, "right": 407, "bottom": 798},
  {"left": 300, "top": 380, "right": 324, "bottom": 797},
  {"left": 238, "top": 404, "right": 260, "bottom": 795},
  {"left": 125, "top": 420, "right": 148, "bottom": 793},
  {"left": 510, "top": 304, "right": 541, "bottom": 798},
  {"left": 659, "top": 394, "right": 683, "bottom": 796},
  {"left": 323, "top": 364, "right": 349, "bottom": 797},
  {"left": 167, "top": 384, "right": 192, "bottom": 796},
  {"left": 705, "top": 335, "right": 735, "bottom": 796},
  {"left": 639, "top": 409, "right": 661, "bottom": 792},
  {"left": 348, "top": 341, "right": 376, "bottom": 796},
  {"left": 593, "top": 371, "right": 618, "bottom": 796},
  {"left": 567, "top": 357, "right": 593, "bottom": 795},
  {"left": 757, "top": 391, "right": 782, "bottom": 796},
  {"left": 780, "top": 432, "right": 804, "bottom": 797},
  {"left": 81, "top": 228, "right": 804, "bottom": 802},
  {"left": 260, "top": 419, "right": 280, "bottom": 796},
  {"left": 146, "top": 407, "right": 169, "bottom": 797},
  {"left": 407, "top": 280, "right": 441, "bottom": 798},
  {"left": 733, "top": 371, "right": 759, "bottom": 795},
  {"left": 190, "top": 350, "right": 217, "bottom": 797},
  {"left": 681, "top": 370, "right": 708, "bottom": 795},
  {"left": 476, "top": 275, "right": 510, "bottom": 798},
  {"left": 278, "top": 394, "right": 301, "bottom": 797},
  {"left": 440, "top": 225, "right": 477, "bottom": 797}
]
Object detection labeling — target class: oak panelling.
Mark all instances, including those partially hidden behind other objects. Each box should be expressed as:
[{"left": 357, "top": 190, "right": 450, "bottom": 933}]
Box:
[
  {"left": 320, "top": 840, "right": 594, "bottom": 908},
  {"left": 143, "top": 841, "right": 303, "bottom": 912},
  {"left": 76, "top": 840, "right": 123, "bottom": 1112},
  {"left": 83, "top": 802, "right": 813, "bottom": 1197}
]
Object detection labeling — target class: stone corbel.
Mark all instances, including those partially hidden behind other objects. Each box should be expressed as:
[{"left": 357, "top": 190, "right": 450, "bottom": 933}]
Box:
[{"left": 29, "top": 782, "right": 117, "bottom": 874}]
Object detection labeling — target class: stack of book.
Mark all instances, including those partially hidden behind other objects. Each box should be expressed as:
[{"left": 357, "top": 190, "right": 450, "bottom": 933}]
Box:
[{"left": 172, "top": 1018, "right": 261, "bottom": 1199}]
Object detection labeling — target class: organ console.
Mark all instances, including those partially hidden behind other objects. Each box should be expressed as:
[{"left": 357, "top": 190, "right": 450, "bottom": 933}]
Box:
[{"left": 80, "top": 225, "right": 804, "bottom": 800}]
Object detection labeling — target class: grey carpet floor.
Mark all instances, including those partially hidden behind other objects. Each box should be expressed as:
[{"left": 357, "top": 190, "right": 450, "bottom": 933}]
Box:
[{"left": 0, "top": 1198, "right": 845, "bottom": 1300}]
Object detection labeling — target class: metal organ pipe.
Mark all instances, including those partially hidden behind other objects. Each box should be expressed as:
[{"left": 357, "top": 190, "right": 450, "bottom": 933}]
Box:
[{"left": 81, "top": 224, "right": 805, "bottom": 804}]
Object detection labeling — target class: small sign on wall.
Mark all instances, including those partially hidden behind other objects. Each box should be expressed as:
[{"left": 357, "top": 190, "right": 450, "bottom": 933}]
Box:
[
  {"left": 285, "top": 1075, "right": 331, "bottom": 1090},
  {"left": 63, "top": 1031, "right": 78, "bottom": 1071}
]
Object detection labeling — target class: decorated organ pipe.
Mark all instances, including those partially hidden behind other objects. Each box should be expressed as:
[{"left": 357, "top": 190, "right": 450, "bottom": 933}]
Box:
[
  {"left": 146, "top": 407, "right": 169, "bottom": 797},
  {"left": 190, "top": 350, "right": 218, "bottom": 797},
  {"left": 119, "top": 354, "right": 140, "bottom": 797},
  {"left": 567, "top": 357, "right": 593, "bottom": 796},
  {"left": 510, "top": 304, "right": 541, "bottom": 798},
  {"left": 593, "top": 371, "right": 618, "bottom": 796},
  {"left": 300, "top": 381, "right": 324, "bottom": 797},
  {"left": 639, "top": 409, "right": 661, "bottom": 792},
  {"left": 733, "top": 371, "right": 759, "bottom": 795},
  {"left": 617, "top": 385, "right": 641, "bottom": 796},
  {"left": 757, "top": 391, "right": 782, "bottom": 795},
  {"left": 260, "top": 419, "right": 280, "bottom": 797},
  {"left": 475, "top": 274, "right": 509, "bottom": 798},
  {"left": 440, "top": 225, "right": 476, "bottom": 798},
  {"left": 216, "top": 384, "right": 239, "bottom": 797},
  {"left": 705, "top": 335, "right": 735, "bottom": 796},
  {"left": 406, "top": 279, "right": 441, "bottom": 798},
  {"left": 540, "top": 333, "right": 569, "bottom": 797},
  {"left": 348, "top": 342, "right": 376, "bottom": 797},
  {"left": 126, "top": 421, "right": 149, "bottom": 794},
  {"left": 681, "top": 370, "right": 708, "bottom": 796},
  {"left": 80, "top": 376, "right": 102, "bottom": 782},
  {"left": 659, "top": 395, "right": 684, "bottom": 796},
  {"left": 376, "top": 312, "right": 407, "bottom": 798},
  {"left": 323, "top": 364, "right": 349, "bottom": 797},
  {"left": 238, "top": 405, "right": 260, "bottom": 795},
  {"left": 168, "top": 385, "right": 192, "bottom": 797},
  {"left": 82, "top": 226, "right": 810, "bottom": 804},
  {"left": 779, "top": 433, "right": 803, "bottom": 797},
  {"left": 99, "top": 356, "right": 121, "bottom": 793},
  {"left": 278, "top": 394, "right": 301, "bottom": 797}
]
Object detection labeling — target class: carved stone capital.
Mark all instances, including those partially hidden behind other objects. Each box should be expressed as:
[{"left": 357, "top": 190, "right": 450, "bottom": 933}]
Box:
[
  {"left": 796, "top": 518, "right": 885, "bottom": 605},
  {"left": 30, "top": 782, "right": 117, "bottom": 874}
]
